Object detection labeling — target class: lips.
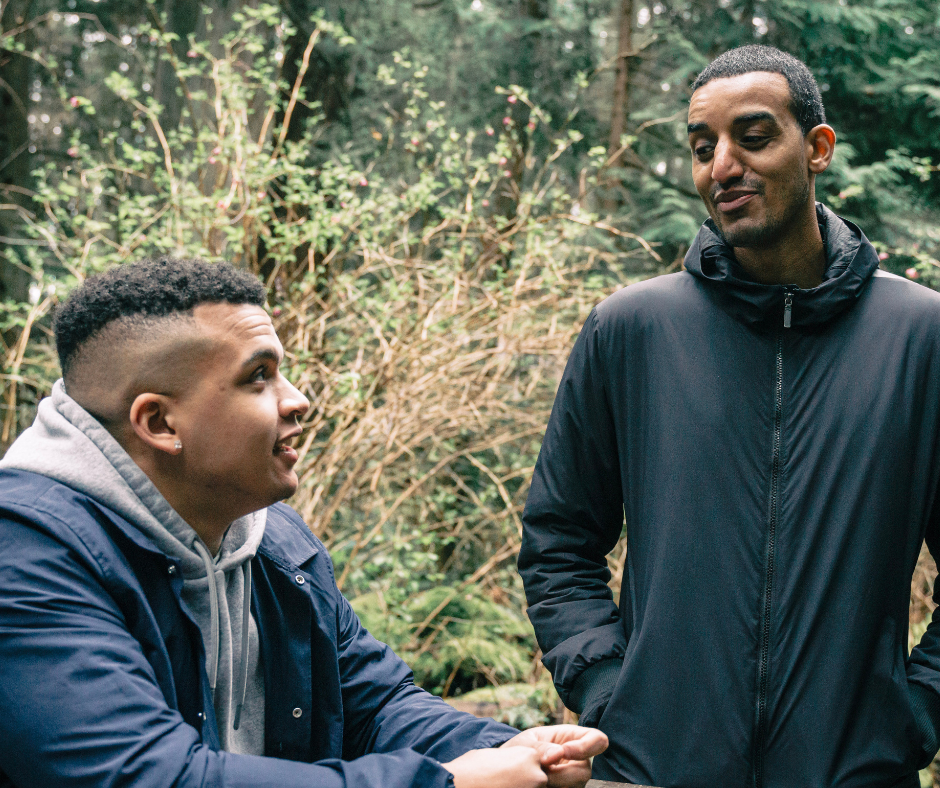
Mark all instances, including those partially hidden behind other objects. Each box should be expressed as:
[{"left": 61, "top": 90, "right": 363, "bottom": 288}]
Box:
[
  {"left": 274, "top": 430, "right": 302, "bottom": 463},
  {"left": 714, "top": 192, "right": 757, "bottom": 213},
  {"left": 276, "top": 444, "right": 299, "bottom": 464}
]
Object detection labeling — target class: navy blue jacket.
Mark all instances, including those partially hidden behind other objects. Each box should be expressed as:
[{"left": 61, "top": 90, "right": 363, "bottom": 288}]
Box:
[
  {"left": 0, "top": 470, "right": 516, "bottom": 787},
  {"left": 519, "top": 207, "right": 940, "bottom": 788}
]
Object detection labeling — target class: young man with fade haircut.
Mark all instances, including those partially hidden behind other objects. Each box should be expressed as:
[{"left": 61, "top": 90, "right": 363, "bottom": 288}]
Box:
[
  {"left": 0, "top": 256, "right": 607, "bottom": 788},
  {"left": 519, "top": 44, "right": 940, "bottom": 788}
]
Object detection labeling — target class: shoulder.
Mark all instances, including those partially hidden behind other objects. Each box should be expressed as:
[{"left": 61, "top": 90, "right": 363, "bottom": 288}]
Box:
[
  {"left": 865, "top": 271, "right": 940, "bottom": 328},
  {"left": 870, "top": 270, "right": 940, "bottom": 306},
  {"left": 0, "top": 468, "right": 87, "bottom": 510},
  {"left": 594, "top": 272, "right": 703, "bottom": 326},
  {"left": 0, "top": 469, "right": 112, "bottom": 547},
  {"left": 0, "top": 471, "right": 135, "bottom": 594}
]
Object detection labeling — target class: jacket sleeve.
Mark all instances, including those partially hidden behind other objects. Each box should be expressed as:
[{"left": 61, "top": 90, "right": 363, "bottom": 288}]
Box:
[
  {"left": 518, "top": 308, "right": 628, "bottom": 718},
  {"left": 0, "top": 512, "right": 456, "bottom": 788},
  {"left": 336, "top": 578, "right": 519, "bottom": 762},
  {"left": 907, "top": 515, "right": 940, "bottom": 769}
]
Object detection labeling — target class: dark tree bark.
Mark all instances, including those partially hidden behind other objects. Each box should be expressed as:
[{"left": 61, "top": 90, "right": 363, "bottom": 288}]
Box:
[
  {"left": 607, "top": 0, "right": 633, "bottom": 164},
  {"left": 0, "top": 0, "right": 38, "bottom": 301},
  {"left": 150, "top": 0, "right": 200, "bottom": 133},
  {"left": 278, "top": 0, "right": 351, "bottom": 136}
]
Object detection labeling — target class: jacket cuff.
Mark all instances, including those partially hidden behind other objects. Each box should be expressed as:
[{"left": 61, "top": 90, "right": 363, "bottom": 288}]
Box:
[
  {"left": 476, "top": 730, "right": 520, "bottom": 749},
  {"left": 566, "top": 658, "right": 622, "bottom": 715},
  {"left": 909, "top": 681, "right": 940, "bottom": 768}
]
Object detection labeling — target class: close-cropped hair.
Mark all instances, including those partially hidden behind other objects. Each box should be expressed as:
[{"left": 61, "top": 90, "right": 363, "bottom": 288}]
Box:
[
  {"left": 54, "top": 256, "right": 266, "bottom": 376},
  {"left": 691, "top": 45, "right": 826, "bottom": 134}
]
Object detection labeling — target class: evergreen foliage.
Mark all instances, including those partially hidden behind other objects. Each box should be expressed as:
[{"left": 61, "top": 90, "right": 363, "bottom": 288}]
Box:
[{"left": 1, "top": 2, "right": 939, "bottom": 776}]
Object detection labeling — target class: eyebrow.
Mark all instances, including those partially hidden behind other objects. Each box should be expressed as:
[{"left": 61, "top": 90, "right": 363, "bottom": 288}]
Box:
[
  {"left": 687, "top": 111, "right": 778, "bottom": 136},
  {"left": 240, "top": 347, "right": 282, "bottom": 371}
]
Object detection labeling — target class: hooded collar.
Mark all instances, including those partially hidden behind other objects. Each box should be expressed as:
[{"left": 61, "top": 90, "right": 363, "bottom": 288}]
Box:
[{"left": 683, "top": 203, "right": 880, "bottom": 330}]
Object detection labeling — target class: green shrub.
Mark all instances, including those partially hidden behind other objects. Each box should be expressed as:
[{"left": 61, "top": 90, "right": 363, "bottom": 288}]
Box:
[{"left": 0, "top": 6, "right": 655, "bottom": 706}]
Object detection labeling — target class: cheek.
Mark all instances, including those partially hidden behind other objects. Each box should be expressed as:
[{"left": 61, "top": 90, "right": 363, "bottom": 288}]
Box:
[{"left": 692, "top": 167, "right": 712, "bottom": 199}]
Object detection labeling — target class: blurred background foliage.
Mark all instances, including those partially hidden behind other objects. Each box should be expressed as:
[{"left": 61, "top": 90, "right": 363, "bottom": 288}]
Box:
[{"left": 1, "top": 0, "right": 939, "bottom": 775}]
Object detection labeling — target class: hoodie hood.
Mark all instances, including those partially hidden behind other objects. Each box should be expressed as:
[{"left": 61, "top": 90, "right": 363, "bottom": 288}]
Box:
[
  {"left": 683, "top": 203, "right": 880, "bottom": 330},
  {"left": 0, "top": 380, "right": 266, "bottom": 753}
]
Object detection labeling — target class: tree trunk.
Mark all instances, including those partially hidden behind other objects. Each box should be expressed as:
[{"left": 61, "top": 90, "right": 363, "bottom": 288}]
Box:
[
  {"left": 607, "top": 0, "right": 633, "bottom": 164},
  {"left": 150, "top": 0, "right": 201, "bottom": 134},
  {"left": 0, "top": 0, "right": 37, "bottom": 301}
]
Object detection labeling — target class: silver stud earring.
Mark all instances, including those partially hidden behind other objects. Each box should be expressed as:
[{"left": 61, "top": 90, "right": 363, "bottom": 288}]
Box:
[{"left": 174, "top": 440, "right": 182, "bottom": 451}]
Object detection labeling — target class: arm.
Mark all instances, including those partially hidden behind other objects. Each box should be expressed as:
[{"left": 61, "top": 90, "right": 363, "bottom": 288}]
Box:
[
  {"left": 334, "top": 583, "right": 608, "bottom": 787},
  {"left": 518, "top": 308, "right": 628, "bottom": 723},
  {"left": 335, "top": 584, "right": 519, "bottom": 763},
  {"left": 0, "top": 513, "right": 453, "bottom": 788}
]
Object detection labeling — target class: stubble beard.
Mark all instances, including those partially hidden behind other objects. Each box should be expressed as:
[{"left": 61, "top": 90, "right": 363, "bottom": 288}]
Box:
[{"left": 711, "top": 175, "right": 810, "bottom": 250}]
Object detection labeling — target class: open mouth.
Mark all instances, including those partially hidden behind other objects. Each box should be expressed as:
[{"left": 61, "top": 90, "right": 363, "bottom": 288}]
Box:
[{"left": 274, "top": 434, "right": 300, "bottom": 462}]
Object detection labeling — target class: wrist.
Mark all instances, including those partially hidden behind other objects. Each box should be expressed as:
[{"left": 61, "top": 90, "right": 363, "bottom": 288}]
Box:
[{"left": 567, "top": 658, "right": 622, "bottom": 715}]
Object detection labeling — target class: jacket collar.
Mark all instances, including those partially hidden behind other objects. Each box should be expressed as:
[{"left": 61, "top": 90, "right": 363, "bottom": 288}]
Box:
[
  {"left": 76, "top": 487, "right": 318, "bottom": 575},
  {"left": 683, "top": 203, "right": 880, "bottom": 330},
  {"left": 257, "top": 503, "right": 319, "bottom": 571}
]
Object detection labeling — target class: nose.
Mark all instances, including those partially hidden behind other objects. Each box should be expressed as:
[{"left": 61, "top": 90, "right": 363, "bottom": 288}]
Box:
[
  {"left": 279, "top": 377, "right": 310, "bottom": 421},
  {"left": 711, "top": 136, "right": 745, "bottom": 186}
]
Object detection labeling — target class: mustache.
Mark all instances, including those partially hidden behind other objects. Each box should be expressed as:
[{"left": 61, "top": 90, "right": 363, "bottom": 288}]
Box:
[{"left": 710, "top": 179, "right": 764, "bottom": 201}]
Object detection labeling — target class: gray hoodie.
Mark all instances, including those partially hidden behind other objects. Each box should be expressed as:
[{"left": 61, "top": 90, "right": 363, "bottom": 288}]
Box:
[{"left": 0, "top": 380, "right": 266, "bottom": 754}]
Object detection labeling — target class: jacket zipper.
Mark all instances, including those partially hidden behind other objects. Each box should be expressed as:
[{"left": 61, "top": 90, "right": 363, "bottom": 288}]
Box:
[{"left": 754, "top": 306, "right": 789, "bottom": 788}]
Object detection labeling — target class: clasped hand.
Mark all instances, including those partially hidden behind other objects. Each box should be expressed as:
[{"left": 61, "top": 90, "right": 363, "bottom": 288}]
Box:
[{"left": 443, "top": 724, "right": 609, "bottom": 788}]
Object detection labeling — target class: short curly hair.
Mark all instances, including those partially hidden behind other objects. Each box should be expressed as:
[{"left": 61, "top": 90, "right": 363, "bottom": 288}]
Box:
[
  {"left": 55, "top": 256, "right": 266, "bottom": 376},
  {"left": 691, "top": 45, "right": 826, "bottom": 135}
]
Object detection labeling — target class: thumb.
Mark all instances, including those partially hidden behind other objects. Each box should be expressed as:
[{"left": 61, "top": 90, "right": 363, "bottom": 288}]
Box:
[
  {"left": 533, "top": 742, "right": 566, "bottom": 766},
  {"left": 561, "top": 730, "right": 609, "bottom": 760}
]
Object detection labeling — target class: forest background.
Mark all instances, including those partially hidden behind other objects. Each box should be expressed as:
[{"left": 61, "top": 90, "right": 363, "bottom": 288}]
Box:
[{"left": 2, "top": 0, "right": 940, "bottom": 780}]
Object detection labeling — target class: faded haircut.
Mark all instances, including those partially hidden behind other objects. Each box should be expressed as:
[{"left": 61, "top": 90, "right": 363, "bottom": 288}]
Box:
[
  {"left": 55, "top": 257, "right": 266, "bottom": 377},
  {"left": 691, "top": 45, "right": 826, "bottom": 134}
]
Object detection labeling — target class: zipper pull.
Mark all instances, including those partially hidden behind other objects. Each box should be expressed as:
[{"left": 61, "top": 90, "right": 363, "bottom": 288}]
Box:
[{"left": 783, "top": 292, "right": 793, "bottom": 329}]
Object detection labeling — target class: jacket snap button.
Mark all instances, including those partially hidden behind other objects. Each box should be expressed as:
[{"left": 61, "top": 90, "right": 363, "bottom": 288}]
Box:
[
  {"left": 292, "top": 707, "right": 303, "bottom": 718},
  {"left": 294, "top": 574, "right": 305, "bottom": 585},
  {"left": 167, "top": 565, "right": 177, "bottom": 575}
]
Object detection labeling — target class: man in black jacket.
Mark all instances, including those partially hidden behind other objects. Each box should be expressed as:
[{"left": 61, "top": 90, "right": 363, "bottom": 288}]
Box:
[{"left": 519, "top": 45, "right": 940, "bottom": 788}]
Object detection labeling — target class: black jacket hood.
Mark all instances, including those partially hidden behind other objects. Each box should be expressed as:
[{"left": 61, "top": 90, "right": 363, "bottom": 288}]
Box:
[{"left": 683, "top": 203, "right": 881, "bottom": 330}]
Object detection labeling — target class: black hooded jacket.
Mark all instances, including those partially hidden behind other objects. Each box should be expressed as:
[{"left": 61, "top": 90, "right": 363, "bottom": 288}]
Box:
[{"left": 519, "top": 205, "right": 940, "bottom": 788}]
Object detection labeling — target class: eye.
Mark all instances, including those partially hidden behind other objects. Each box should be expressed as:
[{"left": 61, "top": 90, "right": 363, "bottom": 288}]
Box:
[
  {"left": 741, "top": 134, "right": 769, "bottom": 146},
  {"left": 693, "top": 143, "right": 713, "bottom": 161},
  {"left": 250, "top": 366, "right": 268, "bottom": 383}
]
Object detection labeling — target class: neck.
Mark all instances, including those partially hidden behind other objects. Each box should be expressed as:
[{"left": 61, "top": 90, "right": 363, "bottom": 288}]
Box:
[
  {"left": 128, "top": 446, "right": 236, "bottom": 555},
  {"left": 160, "top": 491, "right": 232, "bottom": 555},
  {"left": 733, "top": 203, "right": 826, "bottom": 290}
]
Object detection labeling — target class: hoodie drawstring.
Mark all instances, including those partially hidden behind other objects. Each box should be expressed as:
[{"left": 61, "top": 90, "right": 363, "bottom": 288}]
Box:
[
  {"left": 233, "top": 561, "right": 251, "bottom": 731},
  {"left": 193, "top": 540, "right": 220, "bottom": 694},
  {"left": 192, "top": 539, "right": 252, "bottom": 730}
]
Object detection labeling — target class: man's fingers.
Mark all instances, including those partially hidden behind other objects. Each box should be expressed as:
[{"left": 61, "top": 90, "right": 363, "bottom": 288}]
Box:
[
  {"left": 544, "top": 760, "right": 593, "bottom": 788},
  {"left": 533, "top": 741, "right": 565, "bottom": 765},
  {"left": 559, "top": 729, "right": 608, "bottom": 760}
]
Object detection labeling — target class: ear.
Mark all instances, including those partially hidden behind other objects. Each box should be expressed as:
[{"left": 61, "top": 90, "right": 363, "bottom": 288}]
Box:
[
  {"left": 806, "top": 124, "right": 836, "bottom": 175},
  {"left": 129, "top": 393, "right": 181, "bottom": 455}
]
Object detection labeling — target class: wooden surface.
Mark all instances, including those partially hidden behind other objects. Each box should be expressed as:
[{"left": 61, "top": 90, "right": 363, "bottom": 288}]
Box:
[{"left": 586, "top": 781, "right": 656, "bottom": 788}]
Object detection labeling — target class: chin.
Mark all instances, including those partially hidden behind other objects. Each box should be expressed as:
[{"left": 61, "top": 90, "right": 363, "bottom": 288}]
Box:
[
  {"left": 715, "top": 219, "right": 775, "bottom": 249},
  {"left": 274, "top": 475, "right": 300, "bottom": 501}
]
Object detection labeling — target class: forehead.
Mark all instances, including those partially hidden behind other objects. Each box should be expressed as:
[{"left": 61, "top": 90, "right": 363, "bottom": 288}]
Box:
[
  {"left": 191, "top": 302, "right": 280, "bottom": 360},
  {"left": 688, "top": 71, "right": 795, "bottom": 129}
]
